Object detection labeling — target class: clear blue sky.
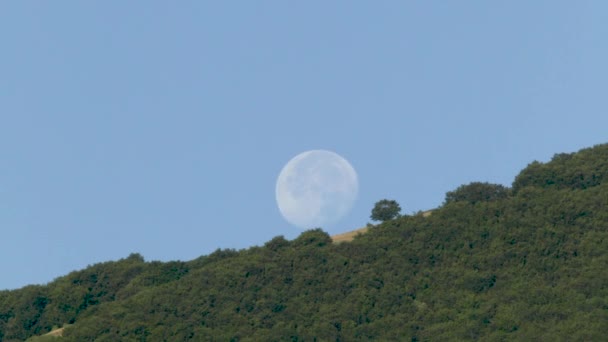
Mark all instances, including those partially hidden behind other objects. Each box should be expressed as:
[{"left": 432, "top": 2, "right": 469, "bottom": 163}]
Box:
[{"left": 2, "top": 2, "right": 607, "bottom": 290}]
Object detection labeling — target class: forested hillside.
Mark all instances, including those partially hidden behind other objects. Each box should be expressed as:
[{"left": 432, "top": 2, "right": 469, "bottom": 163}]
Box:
[{"left": 2, "top": 144, "right": 608, "bottom": 341}]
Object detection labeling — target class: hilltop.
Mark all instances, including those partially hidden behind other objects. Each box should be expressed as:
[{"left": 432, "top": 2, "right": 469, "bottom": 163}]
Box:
[{"left": 2, "top": 143, "right": 608, "bottom": 341}]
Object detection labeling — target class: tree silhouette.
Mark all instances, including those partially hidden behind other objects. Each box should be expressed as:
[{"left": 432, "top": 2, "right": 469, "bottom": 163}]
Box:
[
  {"left": 444, "top": 182, "right": 509, "bottom": 205},
  {"left": 370, "top": 199, "right": 401, "bottom": 222}
]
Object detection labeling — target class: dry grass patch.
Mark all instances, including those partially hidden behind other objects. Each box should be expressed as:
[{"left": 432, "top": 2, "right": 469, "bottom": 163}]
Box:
[
  {"left": 331, "top": 227, "right": 369, "bottom": 243},
  {"left": 44, "top": 327, "right": 64, "bottom": 337},
  {"left": 331, "top": 209, "right": 434, "bottom": 243}
]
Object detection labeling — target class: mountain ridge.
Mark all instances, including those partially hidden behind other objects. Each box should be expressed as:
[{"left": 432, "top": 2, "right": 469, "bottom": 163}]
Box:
[{"left": 3, "top": 143, "right": 608, "bottom": 341}]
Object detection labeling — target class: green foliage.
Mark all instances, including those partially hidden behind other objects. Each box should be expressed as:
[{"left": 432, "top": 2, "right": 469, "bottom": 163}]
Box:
[
  {"left": 291, "top": 228, "right": 332, "bottom": 248},
  {"left": 264, "top": 235, "right": 290, "bottom": 252},
  {"left": 370, "top": 199, "right": 401, "bottom": 222},
  {"left": 512, "top": 143, "right": 608, "bottom": 192},
  {"left": 444, "top": 182, "right": 510, "bottom": 205},
  {"left": 3, "top": 143, "right": 608, "bottom": 341}
]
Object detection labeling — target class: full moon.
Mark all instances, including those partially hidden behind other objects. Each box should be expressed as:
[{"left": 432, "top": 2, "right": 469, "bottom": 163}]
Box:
[{"left": 275, "top": 150, "right": 359, "bottom": 229}]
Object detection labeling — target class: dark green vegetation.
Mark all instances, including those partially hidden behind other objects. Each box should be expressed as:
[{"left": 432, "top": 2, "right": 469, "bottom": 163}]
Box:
[
  {"left": 370, "top": 199, "right": 402, "bottom": 222},
  {"left": 444, "top": 182, "right": 509, "bottom": 205},
  {"left": 2, "top": 143, "right": 608, "bottom": 341}
]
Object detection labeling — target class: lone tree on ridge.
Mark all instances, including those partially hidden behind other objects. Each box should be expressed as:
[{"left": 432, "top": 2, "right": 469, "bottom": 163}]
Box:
[{"left": 370, "top": 199, "right": 401, "bottom": 222}]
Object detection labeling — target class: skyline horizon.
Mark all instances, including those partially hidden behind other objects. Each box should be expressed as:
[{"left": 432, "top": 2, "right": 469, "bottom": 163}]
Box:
[{"left": 2, "top": 1, "right": 607, "bottom": 290}]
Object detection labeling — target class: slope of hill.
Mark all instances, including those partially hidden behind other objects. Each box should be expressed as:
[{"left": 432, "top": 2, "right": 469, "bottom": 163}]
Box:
[
  {"left": 331, "top": 227, "right": 369, "bottom": 243},
  {"left": 331, "top": 211, "right": 433, "bottom": 243},
  {"left": 2, "top": 143, "right": 608, "bottom": 341}
]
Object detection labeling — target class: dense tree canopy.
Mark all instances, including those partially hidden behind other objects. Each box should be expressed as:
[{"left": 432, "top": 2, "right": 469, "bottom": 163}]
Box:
[
  {"left": 512, "top": 143, "right": 608, "bottom": 192},
  {"left": 1, "top": 143, "right": 607, "bottom": 341},
  {"left": 444, "top": 182, "right": 509, "bottom": 205}
]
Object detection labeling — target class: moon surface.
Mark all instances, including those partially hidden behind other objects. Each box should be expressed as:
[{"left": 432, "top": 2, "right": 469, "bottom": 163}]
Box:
[{"left": 276, "top": 150, "right": 359, "bottom": 229}]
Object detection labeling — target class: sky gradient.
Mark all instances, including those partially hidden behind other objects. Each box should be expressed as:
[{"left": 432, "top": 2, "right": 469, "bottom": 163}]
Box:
[{"left": 2, "top": 1, "right": 607, "bottom": 290}]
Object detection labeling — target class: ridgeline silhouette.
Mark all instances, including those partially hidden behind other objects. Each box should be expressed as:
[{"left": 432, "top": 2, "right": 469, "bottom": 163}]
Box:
[{"left": 2, "top": 144, "right": 608, "bottom": 341}]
